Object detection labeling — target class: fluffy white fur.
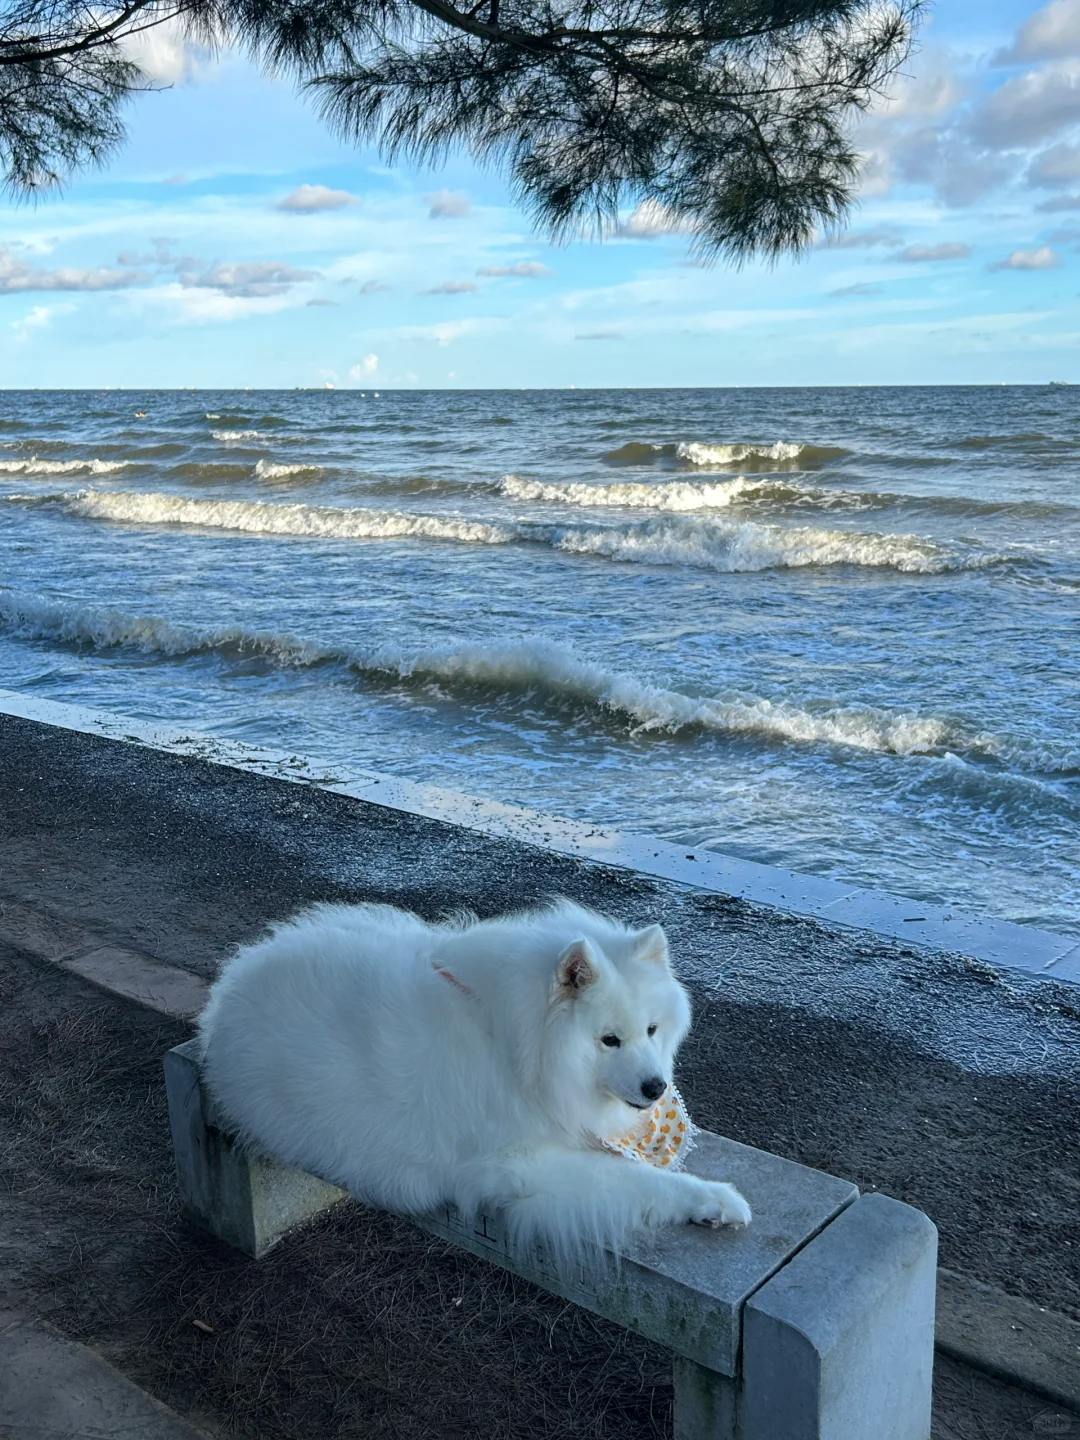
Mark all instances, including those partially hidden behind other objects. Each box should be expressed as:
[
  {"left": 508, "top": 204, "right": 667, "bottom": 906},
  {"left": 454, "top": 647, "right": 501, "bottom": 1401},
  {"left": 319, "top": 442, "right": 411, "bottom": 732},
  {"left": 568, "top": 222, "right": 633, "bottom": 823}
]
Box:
[{"left": 198, "top": 899, "right": 751, "bottom": 1263}]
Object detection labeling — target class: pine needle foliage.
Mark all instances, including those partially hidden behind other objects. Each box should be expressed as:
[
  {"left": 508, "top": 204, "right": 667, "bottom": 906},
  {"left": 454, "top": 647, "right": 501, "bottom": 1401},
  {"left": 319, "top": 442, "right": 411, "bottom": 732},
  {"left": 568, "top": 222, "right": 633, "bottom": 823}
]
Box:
[{"left": 1, "top": 0, "right": 921, "bottom": 259}]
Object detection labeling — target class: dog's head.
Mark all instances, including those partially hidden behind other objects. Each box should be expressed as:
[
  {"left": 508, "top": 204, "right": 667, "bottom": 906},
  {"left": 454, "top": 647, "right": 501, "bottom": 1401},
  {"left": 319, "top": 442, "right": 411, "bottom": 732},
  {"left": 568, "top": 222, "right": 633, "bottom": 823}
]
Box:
[{"left": 546, "top": 921, "right": 692, "bottom": 1135}]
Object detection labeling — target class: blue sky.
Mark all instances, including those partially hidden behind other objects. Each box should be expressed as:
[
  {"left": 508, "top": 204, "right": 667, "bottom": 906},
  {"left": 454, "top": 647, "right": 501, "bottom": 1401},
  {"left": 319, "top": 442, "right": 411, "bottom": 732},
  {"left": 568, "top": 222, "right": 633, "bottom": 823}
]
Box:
[{"left": 3, "top": 0, "right": 1080, "bottom": 388}]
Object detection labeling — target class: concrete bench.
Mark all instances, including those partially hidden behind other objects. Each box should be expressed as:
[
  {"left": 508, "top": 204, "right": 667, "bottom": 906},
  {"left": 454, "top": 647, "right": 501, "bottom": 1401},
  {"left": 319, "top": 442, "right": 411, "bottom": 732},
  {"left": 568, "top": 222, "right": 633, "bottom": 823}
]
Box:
[{"left": 164, "top": 1039, "right": 937, "bottom": 1439}]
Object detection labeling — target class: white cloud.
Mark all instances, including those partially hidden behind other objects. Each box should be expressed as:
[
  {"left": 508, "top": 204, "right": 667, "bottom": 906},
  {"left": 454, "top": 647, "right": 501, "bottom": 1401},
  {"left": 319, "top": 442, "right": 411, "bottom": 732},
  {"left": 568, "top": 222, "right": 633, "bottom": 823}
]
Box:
[
  {"left": 876, "top": 61, "right": 965, "bottom": 121},
  {"left": 988, "top": 245, "right": 1062, "bottom": 270},
  {"left": 895, "top": 242, "right": 972, "bottom": 262},
  {"left": 576, "top": 329, "right": 624, "bottom": 340},
  {"left": 349, "top": 354, "right": 379, "bottom": 379},
  {"left": 360, "top": 280, "right": 392, "bottom": 294},
  {"left": 116, "top": 238, "right": 203, "bottom": 269},
  {"left": 11, "top": 304, "right": 52, "bottom": 331},
  {"left": 970, "top": 63, "right": 1080, "bottom": 149},
  {"left": 10, "top": 304, "right": 65, "bottom": 341},
  {"left": 476, "top": 262, "right": 553, "bottom": 277},
  {"left": 617, "top": 201, "right": 695, "bottom": 239},
  {"left": 819, "top": 226, "right": 905, "bottom": 249},
  {"left": 1001, "top": 0, "right": 1080, "bottom": 63},
  {"left": 277, "top": 185, "right": 359, "bottom": 213},
  {"left": 423, "top": 280, "right": 478, "bottom": 294},
  {"left": 0, "top": 247, "right": 146, "bottom": 293},
  {"left": 830, "top": 282, "right": 883, "bottom": 297},
  {"left": 179, "top": 260, "right": 317, "bottom": 297},
  {"left": 851, "top": 16, "right": 1080, "bottom": 208},
  {"left": 395, "top": 318, "right": 497, "bottom": 345},
  {"left": 1028, "top": 141, "right": 1080, "bottom": 187},
  {"left": 122, "top": 14, "right": 217, "bottom": 85},
  {"left": 426, "top": 190, "right": 471, "bottom": 219},
  {"left": 128, "top": 282, "right": 303, "bottom": 324},
  {"left": 1037, "top": 192, "right": 1080, "bottom": 209}
]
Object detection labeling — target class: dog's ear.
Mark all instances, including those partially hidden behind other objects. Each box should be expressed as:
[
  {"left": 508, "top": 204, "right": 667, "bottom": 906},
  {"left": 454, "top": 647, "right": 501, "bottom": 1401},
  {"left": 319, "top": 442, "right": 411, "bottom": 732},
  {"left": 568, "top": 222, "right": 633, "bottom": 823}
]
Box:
[
  {"left": 633, "top": 924, "right": 669, "bottom": 966},
  {"left": 553, "top": 938, "right": 598, "bottom": 997}
]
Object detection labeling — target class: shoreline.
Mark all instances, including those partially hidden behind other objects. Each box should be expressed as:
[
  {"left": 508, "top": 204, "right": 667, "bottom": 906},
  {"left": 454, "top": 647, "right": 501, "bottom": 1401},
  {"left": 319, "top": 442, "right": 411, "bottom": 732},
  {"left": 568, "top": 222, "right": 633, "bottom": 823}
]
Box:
[{"left": 0, "top": 688, "right": 1076, "bottom": 987}]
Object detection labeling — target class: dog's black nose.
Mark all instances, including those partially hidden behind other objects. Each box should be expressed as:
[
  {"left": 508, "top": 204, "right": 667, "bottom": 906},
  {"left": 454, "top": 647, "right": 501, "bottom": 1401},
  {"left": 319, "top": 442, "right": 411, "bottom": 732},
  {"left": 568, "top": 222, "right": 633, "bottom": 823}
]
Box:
[{"left": 640, "top": 1076, "right": 666, "bottom": 1103}]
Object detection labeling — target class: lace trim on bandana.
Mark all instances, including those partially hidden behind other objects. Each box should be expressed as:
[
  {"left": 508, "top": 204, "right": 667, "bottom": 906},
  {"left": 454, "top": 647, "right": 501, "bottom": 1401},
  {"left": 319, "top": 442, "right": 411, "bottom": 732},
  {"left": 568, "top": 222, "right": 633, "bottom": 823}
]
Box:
[{"left": 600, "top": 1084, "right": 697, "bottom": 1171}]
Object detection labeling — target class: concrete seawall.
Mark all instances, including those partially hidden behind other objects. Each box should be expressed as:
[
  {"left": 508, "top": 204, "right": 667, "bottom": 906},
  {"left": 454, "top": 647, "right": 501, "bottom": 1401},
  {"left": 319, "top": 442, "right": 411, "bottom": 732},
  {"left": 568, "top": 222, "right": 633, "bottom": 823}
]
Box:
[{"left": 1, "top": 688, "right": 1077, "bottom": 988}]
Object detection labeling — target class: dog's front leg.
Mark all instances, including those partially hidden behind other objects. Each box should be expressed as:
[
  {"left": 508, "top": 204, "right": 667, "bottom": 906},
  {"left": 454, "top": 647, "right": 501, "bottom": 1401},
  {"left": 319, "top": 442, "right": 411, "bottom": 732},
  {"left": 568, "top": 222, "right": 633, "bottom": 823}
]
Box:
[{"left": 463, "top": 1147, "right": 750, "bottom": 1258}]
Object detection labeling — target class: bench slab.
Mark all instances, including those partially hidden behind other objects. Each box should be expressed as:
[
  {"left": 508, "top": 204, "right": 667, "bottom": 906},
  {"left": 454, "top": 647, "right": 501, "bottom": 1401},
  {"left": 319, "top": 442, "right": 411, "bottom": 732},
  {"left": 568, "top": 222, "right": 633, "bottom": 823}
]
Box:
[
  {"left": 164, "top": 1038, "right": 937, "bottom": 1439},
  {"left": 416, "top": 1130, "right": 857, "bottom": 1376}
]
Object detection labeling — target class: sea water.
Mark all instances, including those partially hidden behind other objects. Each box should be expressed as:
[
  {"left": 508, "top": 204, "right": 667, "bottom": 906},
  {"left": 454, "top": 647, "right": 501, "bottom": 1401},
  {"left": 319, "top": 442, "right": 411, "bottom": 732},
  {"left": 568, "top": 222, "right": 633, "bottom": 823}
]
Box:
[{"left": 0, "top": 386, "right": 1076, "bottom": 936}]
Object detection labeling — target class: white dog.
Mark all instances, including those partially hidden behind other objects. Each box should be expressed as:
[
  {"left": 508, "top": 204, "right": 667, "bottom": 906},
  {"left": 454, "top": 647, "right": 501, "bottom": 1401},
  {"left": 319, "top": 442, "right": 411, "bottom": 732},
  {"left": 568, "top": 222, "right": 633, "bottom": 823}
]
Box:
[{"left": 198, "top": 899, "right": 751, "bottom": 1263}]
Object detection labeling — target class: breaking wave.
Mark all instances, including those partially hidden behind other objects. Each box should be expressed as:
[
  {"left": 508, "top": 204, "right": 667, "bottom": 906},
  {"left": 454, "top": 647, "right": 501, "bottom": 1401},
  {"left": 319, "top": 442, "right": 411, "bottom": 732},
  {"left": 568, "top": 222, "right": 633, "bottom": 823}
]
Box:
[
  {"left": 0, "top": 457, "right": 131, "bottom": 477},
  {"left": 0, "top": 589, "right": 996, "bottom": 758},
  {"left": 603, "top": 440, "right": 849, "bottom": 470},
  {"left": 551, "top": 518, "right": 999, "bottom": 574},
  {"left": 500, "top": 472, "right": 1079, "bottom": 520},
  {"left": 253, "top": 460, "right": 323, "bottom": 481},
  {"left": 500, "top": 474, "right": 805, "bottom": 511},
  {"left": 211, "top": 428, "right": 302, "bottom": 443},
  {"left": 24, "top": 489, "right": 1006, "bottom": 575},
  {"left": 45, "top": 490, "right": 518, "bottom": 546}
]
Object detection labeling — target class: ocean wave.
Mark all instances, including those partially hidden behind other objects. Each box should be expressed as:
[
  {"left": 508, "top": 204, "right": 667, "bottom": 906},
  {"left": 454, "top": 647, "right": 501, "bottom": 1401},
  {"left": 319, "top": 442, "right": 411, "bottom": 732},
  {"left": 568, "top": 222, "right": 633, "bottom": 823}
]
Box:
[
  {"left": 26, "top": 489, "right": 1004, "bottom": 575},
  {"left": 0, "top": 590, "right": 993, "bottom": 758},
  {"left": 603, "top": 440, "right": 849, "bottom": 470},
  {"left": 208, "top": 413, "right": 289, "bottom": 428},
  {"left": 955, "top": 432, "right": 1053, "bottom": 450},
  {"left": 253, "top": 460, "right": 323, "bottom": 481},
  {"left": 211, "top": 429, "right": 273, "bottom": 443},
  {"left": 499, "top": 474, "right": 806, "bottom": 511},
  {"left": 499, "top": 473, "right": 1078, "bottom": 520},
  {"left": 47, "top": 490, "right": 520, "bottom": 545},
  {"left": 551, "top": 518, "right": 999, "bottom": 574},
  {"left": 108, "top": 442, "right": 187, "bottom": 460},
  {"left": 364, "top": 476, "right": 479, "bottom": 498},
  {"left": 166, "top": 463, "right": 255, "bottom": 483},
  {"left": 0, "top": 458, "right": 131, "bottom": 477}
]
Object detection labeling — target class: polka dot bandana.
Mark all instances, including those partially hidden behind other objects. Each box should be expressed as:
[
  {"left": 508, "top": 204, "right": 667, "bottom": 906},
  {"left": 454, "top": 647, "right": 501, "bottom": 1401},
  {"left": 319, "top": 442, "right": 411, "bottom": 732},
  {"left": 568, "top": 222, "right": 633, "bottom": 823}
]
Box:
[{"left": 602, "top": 1085, "right": 697, "bottom": 1171}]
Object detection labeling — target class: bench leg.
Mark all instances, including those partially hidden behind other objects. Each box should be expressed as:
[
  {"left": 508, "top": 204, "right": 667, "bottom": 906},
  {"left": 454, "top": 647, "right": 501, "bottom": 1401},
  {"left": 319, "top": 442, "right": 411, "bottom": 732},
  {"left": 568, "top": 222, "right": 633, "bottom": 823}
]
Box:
[
  {"left": 741, "top": 1193, "right": 937, "bottom": 1440},
  {"left": 673, "top": 1356, "right": 737, "bottom": 1439},
  {"left": 164, "top": 1039, "right": 347, "bottom": 1257}
]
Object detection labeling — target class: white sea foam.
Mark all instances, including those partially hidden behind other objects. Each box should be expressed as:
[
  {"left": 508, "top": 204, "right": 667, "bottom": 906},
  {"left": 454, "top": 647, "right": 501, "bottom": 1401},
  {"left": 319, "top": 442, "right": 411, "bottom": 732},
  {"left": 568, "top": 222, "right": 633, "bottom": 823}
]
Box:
[
  {"left": 499, "top": 474, "right": 782, "bottom": 510},
  {"left": 603, "top": 439, "right": 847, "bottom": 470},
  {"left": 253, "top": 460, "right": 322, "bottom": 480},
  {"left": 551, "top": 517, "right": 991, "bottom": 574},
  {"left": 211, "top": 429, "right": 278, "bottom": 442},
  {"left": 0, "top": 589, "right": 985, "bottom": 757},
  {"left": 678, "top": 441, "right": 803, "bottom": 466},
  {"left": 0, "top": 458, "right": 131, "bottom": 477},
  {"left": 56, "top": 489, "right": 520, "bottom": 545},
  {"left": 32, "top": 489, "right": 1001, "bottom": 575}
]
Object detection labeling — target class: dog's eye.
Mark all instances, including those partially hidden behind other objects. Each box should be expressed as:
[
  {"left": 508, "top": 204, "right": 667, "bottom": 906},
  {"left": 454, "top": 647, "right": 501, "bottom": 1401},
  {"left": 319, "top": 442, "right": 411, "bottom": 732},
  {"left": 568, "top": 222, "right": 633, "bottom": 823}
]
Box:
[
  {"left": 601, "top": 1034, "right": 621, "bottom": 1048},
  {"left": 647, "top": 1024, "right": 657, "bottom": 1037}
]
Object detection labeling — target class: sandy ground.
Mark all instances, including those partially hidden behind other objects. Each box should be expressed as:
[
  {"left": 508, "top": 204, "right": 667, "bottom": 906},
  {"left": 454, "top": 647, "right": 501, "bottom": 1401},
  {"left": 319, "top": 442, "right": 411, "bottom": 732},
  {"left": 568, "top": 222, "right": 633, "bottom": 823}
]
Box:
[{"left": 1, "top": 711, "right": 1078, "bottom": 1437}]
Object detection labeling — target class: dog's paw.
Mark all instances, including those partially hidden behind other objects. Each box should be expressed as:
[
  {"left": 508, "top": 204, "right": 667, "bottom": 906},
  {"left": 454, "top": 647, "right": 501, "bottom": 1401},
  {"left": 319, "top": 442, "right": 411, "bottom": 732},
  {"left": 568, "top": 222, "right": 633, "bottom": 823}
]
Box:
[{"left": 686, "top": 1181, "right": 752, "bottom": 1229}]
